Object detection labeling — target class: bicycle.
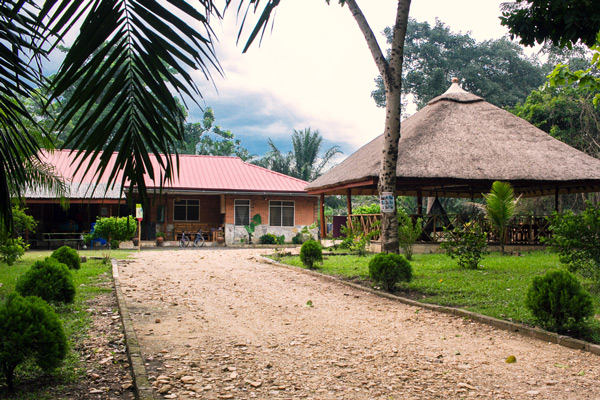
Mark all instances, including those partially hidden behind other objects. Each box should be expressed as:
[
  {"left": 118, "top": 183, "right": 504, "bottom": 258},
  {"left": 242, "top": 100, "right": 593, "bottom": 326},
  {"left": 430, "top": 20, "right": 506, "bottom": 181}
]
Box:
[{"left": 179, "top": 228, "right": 205, "bottom": 247}]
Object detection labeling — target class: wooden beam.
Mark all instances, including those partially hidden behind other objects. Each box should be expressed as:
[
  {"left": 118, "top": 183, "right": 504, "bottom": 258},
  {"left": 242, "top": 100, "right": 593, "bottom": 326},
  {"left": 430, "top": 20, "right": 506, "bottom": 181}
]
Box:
[
  {"left": 346, "top": 188, "right": 352, "bottom": 230},
  {"left": 320, "top": 193, "right": 326, "bottom": 240},
  {"left": 306, "top": 178, "right": 377, "bottom": 195}
]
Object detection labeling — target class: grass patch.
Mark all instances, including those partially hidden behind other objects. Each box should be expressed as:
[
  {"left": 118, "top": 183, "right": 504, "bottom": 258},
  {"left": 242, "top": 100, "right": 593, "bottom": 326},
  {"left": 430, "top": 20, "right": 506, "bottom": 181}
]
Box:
[
  {"left": 0, "top": 249, "right": 133, "bottom": 397},
  {"left": 274, "top": 250, "right": 600, "bottom": 343}
]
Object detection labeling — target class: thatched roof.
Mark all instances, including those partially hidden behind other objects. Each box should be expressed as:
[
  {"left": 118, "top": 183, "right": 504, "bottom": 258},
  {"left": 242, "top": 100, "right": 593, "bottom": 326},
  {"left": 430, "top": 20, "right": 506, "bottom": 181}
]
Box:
[{"left": 306, "top": 81, "right": 600, "bottom": 198}]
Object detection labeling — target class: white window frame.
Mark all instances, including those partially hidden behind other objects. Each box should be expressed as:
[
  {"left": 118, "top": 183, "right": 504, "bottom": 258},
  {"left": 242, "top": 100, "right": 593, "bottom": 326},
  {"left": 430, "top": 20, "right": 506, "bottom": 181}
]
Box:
[
  {"left": 173, "top": 199, "right": 200, "bottom": 221},
  {"left": 234, "top": 199, "right": 251, "bottom": 226},
  {"left": 269, "top": 200, "right": 295, "bottom": 227}
]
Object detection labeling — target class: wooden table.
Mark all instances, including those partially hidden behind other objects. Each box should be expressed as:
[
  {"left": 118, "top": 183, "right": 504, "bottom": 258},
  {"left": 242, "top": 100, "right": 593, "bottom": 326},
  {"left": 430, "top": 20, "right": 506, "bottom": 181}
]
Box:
[{"left": 43, "top": 232, "right": 84, "bottom": 250}]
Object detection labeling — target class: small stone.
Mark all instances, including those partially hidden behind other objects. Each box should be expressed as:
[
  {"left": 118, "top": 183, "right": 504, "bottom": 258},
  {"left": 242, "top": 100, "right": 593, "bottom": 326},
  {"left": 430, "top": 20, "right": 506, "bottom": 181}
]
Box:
[
  {"left": 158, "top": 384, "right": 173, "bottom": 394},
  {"left": 164, "top": 394, "right": 178, "bottom": 399},
  {"left": 545, "top": 380, "right": 558, "bottom": 386},
  {"left": 458, "top": 383, "right": 476, "bottom": 390},
  {"left": 526, "top": 390, "right": 540, "bottom": 396},
  {"left": 89, "top": 389, "right": 104, "bottom": 394},
  {"left": 245, "top": 379, "right": 262, "bottom": 388},
  {"left": 230, "top": 372, "right": 238, "bottom": 379},
  {"left": 155, "top": 318, "right": 161, "bottom": 323},
  {"left": 181, "top": 376, "right": 196, "bottom": 384},
  {"left": 89, "top": 373, "right": 101, "bottom": 380}
]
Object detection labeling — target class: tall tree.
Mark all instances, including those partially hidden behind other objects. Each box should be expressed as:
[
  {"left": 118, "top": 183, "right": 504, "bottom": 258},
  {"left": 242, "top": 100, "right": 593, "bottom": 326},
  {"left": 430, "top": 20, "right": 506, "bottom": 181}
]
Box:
[
  {"left": 339, "top": 0, "right": 411, "bottom": 253},
  {"left": 371, "top": 18, "right": 545, "bottom": 110},
  {"left": 501, "top": 0, "right": 600, "bottom": 105},
  {"left": 175, "top": 108, "right": 253, "bottom": 160},
  {"left": 511, "top": 86, "right": 600, "bottom": 159},
  {"left": 254, "top": 128, "right": 341, "bottom": 181}
]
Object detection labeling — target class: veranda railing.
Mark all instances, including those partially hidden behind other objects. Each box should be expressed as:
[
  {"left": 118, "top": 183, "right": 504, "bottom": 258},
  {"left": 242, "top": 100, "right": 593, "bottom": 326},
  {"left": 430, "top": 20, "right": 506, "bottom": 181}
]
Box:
[{"left": 326, "top": 214, "right": 552, "bottom": 245}]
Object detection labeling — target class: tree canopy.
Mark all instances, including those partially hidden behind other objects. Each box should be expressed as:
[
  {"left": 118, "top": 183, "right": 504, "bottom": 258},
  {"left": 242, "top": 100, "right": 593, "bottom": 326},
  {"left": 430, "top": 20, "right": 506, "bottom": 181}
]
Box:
[
  {"left": 501, "top": 0, "right": 600, "bottom": 105},
  {"left": 511, "top": 86, "right": 600, "bottom": 159},
  {"left": 500, "top": 0, "right": 600, "bottom": 48},
  {"left": 254, "top": 128, "right": 342, "bottom": 182},
  {"left": 175, "top": 108, "right": 253, "bottom": 160},
  {"left": 371, "top": 18, "right": 546, "bottom": 110}
]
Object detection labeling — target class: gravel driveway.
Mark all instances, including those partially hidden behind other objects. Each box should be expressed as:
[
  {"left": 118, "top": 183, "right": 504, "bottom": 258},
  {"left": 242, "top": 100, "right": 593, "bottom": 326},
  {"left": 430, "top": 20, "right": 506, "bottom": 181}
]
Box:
[{"left": 117, "top": 248, "right": 600, "bottom": 400}]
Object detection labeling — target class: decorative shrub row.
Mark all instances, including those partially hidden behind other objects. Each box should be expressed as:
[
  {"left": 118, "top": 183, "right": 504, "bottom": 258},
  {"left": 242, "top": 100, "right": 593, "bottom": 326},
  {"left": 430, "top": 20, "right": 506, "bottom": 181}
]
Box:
[
  {"left": 368, "top": 253, "right": 412, "bottom": 292},
  {"left": 16, "top": 257, "right": 76, "bottom": 304},
  {"left": 51, "top": 245, "right": 81, "bottom": 270},
  {"left": 0, "top": 293, "right": 68, "bottom": 390},
  {"left": 526, "top": 269, "right": 594, "bottom": 333},
  {"left": 300, "top": 240, "right": 322, "bottom": 269},
  {"left": 259, "top": 233, "right": 285, "bottom": 245}
]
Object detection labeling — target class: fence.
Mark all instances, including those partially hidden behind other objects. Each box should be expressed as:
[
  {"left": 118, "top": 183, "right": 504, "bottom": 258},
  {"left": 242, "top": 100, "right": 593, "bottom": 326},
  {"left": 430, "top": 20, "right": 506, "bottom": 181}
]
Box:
[{"left": 326, "top": 214, "right": 552, "bottom": 245}]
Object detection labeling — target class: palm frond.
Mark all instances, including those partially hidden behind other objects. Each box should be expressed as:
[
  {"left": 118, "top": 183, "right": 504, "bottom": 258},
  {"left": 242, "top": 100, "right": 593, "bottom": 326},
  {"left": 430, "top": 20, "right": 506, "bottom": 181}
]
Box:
[
  {"left": 43, "top": 0, "right": 224, "bottom": 211},
  {"left": 0, "top": 0, "right": 48, "bottom": 231}
]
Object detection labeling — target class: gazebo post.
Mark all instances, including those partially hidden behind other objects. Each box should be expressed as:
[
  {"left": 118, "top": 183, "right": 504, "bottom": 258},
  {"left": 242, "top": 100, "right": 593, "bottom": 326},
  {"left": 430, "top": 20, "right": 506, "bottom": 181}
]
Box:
[
  {"left": 417, "top": 191, "right": 423, "bottom": 216},
  {"left": 320, "top": 193, "right": 326, "bottom": 240},
  {"left": 555, "top": 187, "right": 560, "bottom": 213},
  {"left": 346, "top": 188, "right": 352, "bottom": 230}
]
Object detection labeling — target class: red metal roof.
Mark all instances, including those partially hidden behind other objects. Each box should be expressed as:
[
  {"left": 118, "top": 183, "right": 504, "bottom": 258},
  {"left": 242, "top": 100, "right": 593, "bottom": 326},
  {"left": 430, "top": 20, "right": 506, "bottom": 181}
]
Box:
[{"left": 40, "top": 150, "right": 310, "bottom": 194}]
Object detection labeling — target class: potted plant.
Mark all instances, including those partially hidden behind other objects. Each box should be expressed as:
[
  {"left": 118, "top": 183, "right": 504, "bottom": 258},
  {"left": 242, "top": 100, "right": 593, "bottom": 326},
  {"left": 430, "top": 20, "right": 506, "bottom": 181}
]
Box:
[
  {"left": 132, "top": 236, "right": 139, "bottom": 247},
  {"left": 155, "top": 232, "right": 165, "bottom": 246}
]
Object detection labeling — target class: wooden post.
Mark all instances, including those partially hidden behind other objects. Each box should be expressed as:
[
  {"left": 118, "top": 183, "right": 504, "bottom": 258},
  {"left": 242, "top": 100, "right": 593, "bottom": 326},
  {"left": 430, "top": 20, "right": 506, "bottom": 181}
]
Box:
[
  {"left": 346, "top": 188, "right": 352, "bottom": 230},
  {"left": 555, "top": 187, "right": 560, "bottom": 213},
  {"left": 320, "top": 193, "right": 326, "bottom": 240},
  {"left": 417, "top": 191, "right": 423, "bottom": 216},
  {"left": 137, "top": 219, "right": 141, "bottom": 251}
]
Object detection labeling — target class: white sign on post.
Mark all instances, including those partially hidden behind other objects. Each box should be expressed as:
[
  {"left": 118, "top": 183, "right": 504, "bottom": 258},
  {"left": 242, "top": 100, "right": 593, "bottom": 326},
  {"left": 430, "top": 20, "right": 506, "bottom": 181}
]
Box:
[
  {"left": 380, "top": 192, "right": 395, "bottom": 213},
  {"left": 136, "top": 204, "right": 143, "bottom": 220}
]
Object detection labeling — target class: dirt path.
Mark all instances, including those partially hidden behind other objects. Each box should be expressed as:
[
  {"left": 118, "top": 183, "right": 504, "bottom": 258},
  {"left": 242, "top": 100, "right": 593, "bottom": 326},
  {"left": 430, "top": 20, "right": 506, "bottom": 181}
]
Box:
[{"left": 118, "top": 249, "right": 600, "bottom": 400}]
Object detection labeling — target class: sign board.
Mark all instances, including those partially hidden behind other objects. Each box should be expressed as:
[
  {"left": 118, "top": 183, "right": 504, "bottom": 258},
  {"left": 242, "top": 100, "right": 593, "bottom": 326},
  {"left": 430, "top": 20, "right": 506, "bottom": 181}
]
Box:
[
  {"left": 136, "top": 204, "right": 143, "bottom": 221},
  {"left": 380, "top": 192, "right": 395, "bottom": 213}
]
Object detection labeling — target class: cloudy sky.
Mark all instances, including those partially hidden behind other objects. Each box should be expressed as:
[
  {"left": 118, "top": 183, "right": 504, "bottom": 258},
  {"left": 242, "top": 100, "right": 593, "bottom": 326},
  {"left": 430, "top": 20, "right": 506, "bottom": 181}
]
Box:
[{"left": 187, "top": 0, "right": 519, "bottom": 158}]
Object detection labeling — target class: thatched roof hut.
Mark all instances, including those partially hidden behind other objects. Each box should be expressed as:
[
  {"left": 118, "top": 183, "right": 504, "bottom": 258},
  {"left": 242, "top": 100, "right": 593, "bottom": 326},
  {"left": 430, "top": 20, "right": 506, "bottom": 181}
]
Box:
[{"left": 306, "top": 80, "right": 600, "bottom": 198}]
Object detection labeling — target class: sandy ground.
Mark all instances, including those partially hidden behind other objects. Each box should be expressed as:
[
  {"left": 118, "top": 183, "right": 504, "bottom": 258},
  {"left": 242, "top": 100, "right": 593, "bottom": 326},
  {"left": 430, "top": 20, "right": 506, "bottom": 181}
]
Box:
[{"left": 117, "top": 248, "right": 600, "bottom": 400}]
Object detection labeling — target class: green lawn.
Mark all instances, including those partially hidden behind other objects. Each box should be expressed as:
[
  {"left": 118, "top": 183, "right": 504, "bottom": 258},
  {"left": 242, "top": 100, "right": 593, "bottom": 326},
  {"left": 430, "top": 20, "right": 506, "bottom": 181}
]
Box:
[
  {"left": 0, "top": 249, "right": 134, "bottom": 398},
  {"left": 275, "top": 250, "right": 600, "bottom": 343}
]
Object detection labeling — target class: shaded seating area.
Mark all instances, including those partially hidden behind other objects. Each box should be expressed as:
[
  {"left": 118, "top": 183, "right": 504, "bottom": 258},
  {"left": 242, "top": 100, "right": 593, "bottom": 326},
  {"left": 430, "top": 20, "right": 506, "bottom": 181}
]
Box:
[{"left": 307, "top": 80, "right": 600, "bottom": 246}]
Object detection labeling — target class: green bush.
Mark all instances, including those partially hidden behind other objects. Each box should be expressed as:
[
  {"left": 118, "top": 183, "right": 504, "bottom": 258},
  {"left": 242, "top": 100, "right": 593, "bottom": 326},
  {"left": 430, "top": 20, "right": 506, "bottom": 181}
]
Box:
[
  {"left": 369, "top": 253, "right": 412, "bottom": 292},
  {"left": 259, "top": 233, "right": 278, "bottom": 244},
  {"left": 299, "top": 240, "right": 323, "bottom": 269},
  {"left": 525, "top": 269, "right": 595, "bottom": 333},
  {"left": 0, "top": 238, "right": 27, "bottom": 266},
  {"left": 545, "top": 203, "right": 600, "bottom": 283},
  {"left": 397, "top": 208, "right": 422, "bottom": 260},
  {"left": 440, "top": 221, "right": 488, "bottom": 269},
  {"left": 276, "top": 235, "right": 285, "bottom": 245},
  {"left": 15, "top": 258, "right": 76, "bottom": 304},
  {"left": 51, "top": 245, "right": 81, "bottom": 270},
  {"left": 292, "top": 232, "right": 305, "bottom": 245},
  {"left": 92, "top": 215, "right": 137, "bottom": 246},
  {"left": 0, "top": 293, "right": 68, "bottom": 390}
]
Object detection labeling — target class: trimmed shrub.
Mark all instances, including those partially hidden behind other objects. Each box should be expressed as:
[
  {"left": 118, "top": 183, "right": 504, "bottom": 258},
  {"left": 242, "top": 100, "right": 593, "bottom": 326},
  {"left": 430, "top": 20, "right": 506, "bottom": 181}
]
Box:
[
  {"left": 525, "top": 269, "right": 595, "bottom": 333},
  {"left": 0, "top": 238, "right": 27, "bottom": 266},
  {"left": 0, "top": 293, "right": 68, "bottom": 390},
  {"left": 51, "top": 245, "right": 81, "bottom": 270},
  {"left": 259, "top": 233, "right": 278, "bottom": 245},
  {"left": 545, "top": 203, "right": 600, "bottom": 283},
  {"left": 369, "top": 253, "right": 412, "bottom": 292},
  {"left": 16, "top": 258, "right": 76, "bottom": 304},
  {"left": 300, "top": 240, "right": 323, "bottom": 269},
  {"left": 440, "top": 221, "right": 488, "bottom": 269}
]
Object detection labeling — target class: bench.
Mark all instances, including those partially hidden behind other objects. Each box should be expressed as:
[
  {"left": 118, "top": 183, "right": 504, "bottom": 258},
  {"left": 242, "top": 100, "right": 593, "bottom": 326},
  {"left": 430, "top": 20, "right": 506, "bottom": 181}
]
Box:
[{"left": 42, "top": 233, "right": 84, "bottom": 250}]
